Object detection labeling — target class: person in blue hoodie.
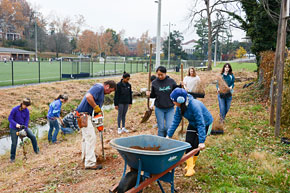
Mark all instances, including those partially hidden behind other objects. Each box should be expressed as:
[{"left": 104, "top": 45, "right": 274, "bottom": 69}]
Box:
[
  {"left": 167, "top": 88, "right": 213, "bottom": 177},
  {"left": 8, "top": 98, "right": 39, "bottom": 163},
  {"left": 47, "top": 94, "right": 68, "bottom": 144},
  {"left": 216, "top": 63, "right": 235, "bottom": 122}
]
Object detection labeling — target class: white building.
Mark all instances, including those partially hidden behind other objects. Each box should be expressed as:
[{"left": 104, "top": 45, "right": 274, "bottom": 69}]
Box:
[{"left": 182, "top": 39, "right": 197, "bottom": 55}]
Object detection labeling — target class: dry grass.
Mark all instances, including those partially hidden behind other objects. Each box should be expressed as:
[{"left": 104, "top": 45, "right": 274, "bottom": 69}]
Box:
[
  {"left": 249, "top": 151, "right": 284, "bottom": 176},
  {"left": 0, "top": 70, "right": 265, "bottom": 192}
]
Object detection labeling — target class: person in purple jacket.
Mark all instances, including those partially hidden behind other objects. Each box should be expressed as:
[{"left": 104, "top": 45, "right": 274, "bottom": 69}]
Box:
[
  {"left": 8, "top": 98, "right": 39, "bottom": 163},
  {"left": 47, "top": 94, "right": 68, "bottom": 144}
]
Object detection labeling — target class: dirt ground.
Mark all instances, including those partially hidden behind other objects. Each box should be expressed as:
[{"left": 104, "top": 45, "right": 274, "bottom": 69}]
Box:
[{"left": 0, "top": 70, "right": 256, "bottom": 193}]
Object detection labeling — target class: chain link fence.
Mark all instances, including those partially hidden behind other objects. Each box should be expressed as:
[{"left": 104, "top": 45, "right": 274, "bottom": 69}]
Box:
[{"left": 0, "top": 59, "right": 204, "bottom": 87}]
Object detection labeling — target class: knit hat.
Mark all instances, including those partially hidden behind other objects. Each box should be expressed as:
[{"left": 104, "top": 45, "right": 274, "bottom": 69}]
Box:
[{"left": 170, "top": 88, "right": 187, "bottom": 103}]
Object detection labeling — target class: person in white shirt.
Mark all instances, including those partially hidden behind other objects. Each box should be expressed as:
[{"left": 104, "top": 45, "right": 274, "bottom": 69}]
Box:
[{"left": 183, "top": 67, "right": 201, "bottom": 96}]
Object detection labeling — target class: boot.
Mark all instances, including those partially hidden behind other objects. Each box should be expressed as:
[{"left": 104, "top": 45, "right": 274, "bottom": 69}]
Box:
[{"left": 185, "top": 156, "right": 198, "bottom": 177}]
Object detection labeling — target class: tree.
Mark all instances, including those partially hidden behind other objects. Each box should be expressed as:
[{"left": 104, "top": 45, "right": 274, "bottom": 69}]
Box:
[
  {"left": 78, "top": 30, "right": 97, "bottom": 56},
  {"left": 227, "top": 0, "right": 282, "bottom": 65},
  {"left": 162, "top": 30, "right": 187, "bottom": 60},
  {"left": 0, "top": 0, "right": 34, "bottom": 46},
  {"left": 188, "top": 0, "right": 237, "bottom": 70},
  {"left": 70, "top": 14, "right": 86, "bottom": 52},
  {"left": 235, "top": 46, "right": 247, "bottom": 58},
  {"left": 136, "top": 31, "right": 151, "bottom": 57},
  {"left": 48, "top": 32, "right": 71, "bottom": 57},
  {"left": 194, "top": 18, "right": 208, "bottom": 60}
]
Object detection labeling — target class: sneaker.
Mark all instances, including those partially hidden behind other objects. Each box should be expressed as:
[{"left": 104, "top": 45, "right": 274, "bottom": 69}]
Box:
[
  {"left": 85, "top": 164, "right": 103, "bottom": 170},
  {"left": 118, "top": 128, "right": 123, "bottom": 134},
  {"left": 122, "top": 127, "right": 129, "bottom": 133}
]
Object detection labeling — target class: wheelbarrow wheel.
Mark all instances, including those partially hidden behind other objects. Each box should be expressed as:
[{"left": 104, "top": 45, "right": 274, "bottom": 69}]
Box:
[{"left": 117, "top": 170, "right": 142, "bottom": 193}]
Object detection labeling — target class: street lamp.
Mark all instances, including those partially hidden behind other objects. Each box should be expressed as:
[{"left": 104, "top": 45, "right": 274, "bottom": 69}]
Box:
[
  {"left": 155, "top": 0, "right": 161, "bottom": 69},
  {"left": 164, "top": 22, "right": 175, "bottom": 66},
  {"left": 33, "top": 11, "right": 39, "bottom": 60}
]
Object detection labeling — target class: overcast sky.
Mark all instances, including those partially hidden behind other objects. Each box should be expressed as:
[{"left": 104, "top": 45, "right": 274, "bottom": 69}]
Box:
[{"left": 27, "top": 0, "right": 245, "bottom": 42}]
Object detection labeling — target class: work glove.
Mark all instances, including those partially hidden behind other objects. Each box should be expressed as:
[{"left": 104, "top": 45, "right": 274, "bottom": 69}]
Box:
[{"left": 94, "top": 105, "right": 101, "bottom": 114}]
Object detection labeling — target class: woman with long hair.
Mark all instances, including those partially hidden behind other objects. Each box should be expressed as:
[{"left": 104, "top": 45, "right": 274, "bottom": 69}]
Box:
[
  {"left": 8, "top": 98, "right": 39, "bottom": 162},
  {"left": 216, "top": 63, "right": 235, "bottom": 122},
  {"left": 47, "top": 94, "right": 68, "bottom": 144},
  {"left": 167, "top": 88, "right": 213, "bottom": 176},
  {"left": 146, "top": 66, "right": 178, "bottom": 137},
  {"left": 183, "top": 67, "right": 201, "bottom": 98}
]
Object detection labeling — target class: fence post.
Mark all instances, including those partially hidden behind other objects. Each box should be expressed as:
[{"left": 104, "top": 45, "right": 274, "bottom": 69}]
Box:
[
  {"left": 130, "top": 61, "right": 132, "bottom": 74},
  {"left": 124, "top": 61, "right": 126, "bottom": 72},
  {"left": 60, "top": 60, "right": 62, "bottom": 81},
  {"left": 77, "top": 61, "right": 79, "bottom": 75},
  {"left": 91, "top": 60, "right": 94, "bottom": 77},
  {"left": 114, "top": 61, "right": 116, "bottom": 75},
  {"left": 104, "top": 60, "right": 106, "bottom": 76},
  {"left": 38, "top": 60, "right": 41, "bottom": 83},
  {"left": 11, "top": 61, "right": 14, "bottom": 86},
  {"left": 136, "top": 61, "right": 138, "bottom": 73}
]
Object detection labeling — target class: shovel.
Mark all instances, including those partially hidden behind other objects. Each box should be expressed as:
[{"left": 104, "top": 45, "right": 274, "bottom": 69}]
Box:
[
  {"left": 178, "top": 63, "right": 185, "bottom": 140},
  {"left": 141, "top": 44, "right": 153, "bottom": 123}
]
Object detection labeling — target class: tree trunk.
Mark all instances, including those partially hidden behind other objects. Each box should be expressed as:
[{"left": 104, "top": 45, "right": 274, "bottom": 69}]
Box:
[{"left": 206, "top": 0, "right": 212, "bottom": 70}]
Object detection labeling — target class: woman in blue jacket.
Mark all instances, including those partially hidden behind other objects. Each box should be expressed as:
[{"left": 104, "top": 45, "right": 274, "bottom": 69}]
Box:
[
  {"left": 8, "top": 98, "right": 39, "bottom": 162},
  {"left": 167, "top": 88, "right": 213, "bottom": 177},
  {"left": 216, "top": 63, "right": 235, "bottom": 122},
  {"left": 47, "top": 94, "right": 68, "bottom": 144}
]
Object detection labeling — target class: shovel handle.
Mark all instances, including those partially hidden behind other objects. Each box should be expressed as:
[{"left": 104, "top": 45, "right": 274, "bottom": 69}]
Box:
[{"left": 147, "top": 44, "right": 153, "bottom": 109}]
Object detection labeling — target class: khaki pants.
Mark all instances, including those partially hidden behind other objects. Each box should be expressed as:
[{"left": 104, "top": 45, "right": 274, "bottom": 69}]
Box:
[{"left": 81, "top": 117, "right": 97, "bottom": 168}]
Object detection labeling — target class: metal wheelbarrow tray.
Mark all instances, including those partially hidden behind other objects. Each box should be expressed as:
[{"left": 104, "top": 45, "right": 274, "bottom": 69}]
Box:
[{"left": 109, "top": 135, "right": 192, "bottom": 193}]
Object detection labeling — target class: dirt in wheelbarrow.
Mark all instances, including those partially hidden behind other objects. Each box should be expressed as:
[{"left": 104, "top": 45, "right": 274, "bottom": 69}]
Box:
[{"left": 130, "top": 145, "right": 161, "bottom": 151}]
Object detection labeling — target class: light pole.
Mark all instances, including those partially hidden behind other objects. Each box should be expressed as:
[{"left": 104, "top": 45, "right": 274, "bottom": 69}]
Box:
[
  {"left": 164, "top": 22, "right": 175, "bottom": 66},
  {"left": 35, "top": 21, "right": 37, "bottom": 60},
  {"left": 155, "top": 0, "right": 161, "bottom": 69}
]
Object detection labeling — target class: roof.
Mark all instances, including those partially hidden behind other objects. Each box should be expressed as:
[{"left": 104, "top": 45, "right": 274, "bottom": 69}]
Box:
[
  {"left": 182, "top": 39, "right": 197, "bottom": 45},
  {"left": 0, "top": 47, "right": 34, "bottom": 54}
]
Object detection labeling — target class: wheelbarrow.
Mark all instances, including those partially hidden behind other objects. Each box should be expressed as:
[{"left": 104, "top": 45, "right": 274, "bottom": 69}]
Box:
[{"left": 109, "top": 135, "right": 200, "bottom": 193}]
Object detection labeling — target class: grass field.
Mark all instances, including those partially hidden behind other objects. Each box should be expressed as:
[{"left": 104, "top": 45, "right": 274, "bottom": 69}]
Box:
[
  {"left": 0, "top": 61, "right": 257, "bottom": 87},
  {"left": 214, "top": 62, "right": 258, "bottom": 72},
  {"left": 0, "top": 61, "right": 161, "bottom": 86}
]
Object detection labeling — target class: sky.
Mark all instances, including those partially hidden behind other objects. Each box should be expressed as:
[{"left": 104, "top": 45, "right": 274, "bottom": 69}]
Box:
[{"left": 27, "top": 0, "right": 246, "bottom": 42}]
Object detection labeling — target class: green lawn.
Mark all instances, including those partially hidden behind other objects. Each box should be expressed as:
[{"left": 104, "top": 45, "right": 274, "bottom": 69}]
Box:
[
  {"left": 0, "top": 61, "right": 153, "bottom": 86},
  {"left": 0, "top": 61, "right": 257, "bottom": 86},
  {"left": 213, "top": 62, "right": 257, "bottom": 72}
]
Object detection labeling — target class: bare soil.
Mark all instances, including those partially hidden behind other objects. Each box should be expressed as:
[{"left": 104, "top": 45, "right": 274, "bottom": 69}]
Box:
[
  {"left": 130, "top": 145, "right": 161, "bottom": 151},
  {"left": 0, "top": 70, "right": 257, "bottom": 193}
]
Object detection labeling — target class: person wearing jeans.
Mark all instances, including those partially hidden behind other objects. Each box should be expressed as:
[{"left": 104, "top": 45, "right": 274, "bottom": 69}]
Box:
[
  {"left": 216, "top": 63, "right": 235, "bottom": 122},
  {"left": 61, "top": 111, "right": 79, "bottom": 135},
  {"left": 8, "top": 98, "right": 39, "bottom": 162},
  {"left": 47, "top": 94, "right": 68, "bottom": 143},
  {"left": 155, "top": 106, "right": 175, "bottom": 137},
  {"left": 146, "top": 66, "right": 179, "bottom": 137},
  {"left": 218, "top": 95, "right": 232, "bottom": 120}
]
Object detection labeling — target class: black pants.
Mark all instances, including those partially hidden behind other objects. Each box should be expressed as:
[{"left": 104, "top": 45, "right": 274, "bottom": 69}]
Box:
[{"left": 185, "top": 124, "right": 209, "bottom": 156}]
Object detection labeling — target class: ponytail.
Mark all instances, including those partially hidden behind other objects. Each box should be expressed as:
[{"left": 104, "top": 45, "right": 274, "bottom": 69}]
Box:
[
  {"left": 123, "top": 71, "right": 130, "bottom": 79},
  {"left": 180, "top": 102, "right": 187, "bottom": 116}
]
